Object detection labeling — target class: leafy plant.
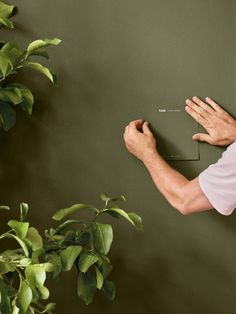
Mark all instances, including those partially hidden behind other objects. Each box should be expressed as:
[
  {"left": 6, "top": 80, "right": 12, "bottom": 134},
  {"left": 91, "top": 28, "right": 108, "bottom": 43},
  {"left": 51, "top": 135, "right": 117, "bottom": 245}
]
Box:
[
  {"left": 0, "top": 2, "right": 143, "bottom": 313},
  {"left": 0, "top": 193, "right": 143, "bottom": 313},
  {"left": 0, "top": 0, "right": 61, "bottom": 131}
]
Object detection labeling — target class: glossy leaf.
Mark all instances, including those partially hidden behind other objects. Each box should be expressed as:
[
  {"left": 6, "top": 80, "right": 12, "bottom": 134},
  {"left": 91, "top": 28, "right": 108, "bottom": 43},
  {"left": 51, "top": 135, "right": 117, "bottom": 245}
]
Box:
[
  {"left": 6, "top": 84, "right": 34, "bottom": 115},
  {"left": 128, "top": 212, "right": 143, "bottom": 231},
  {"left": 4, "top": 233, "right": 29, "bottom": 257},
  {"left": 25, "top": 264, "right": 46, "bottom": 288},
  {"left": 77, "top": 273, "right": 97, "bottom": 305},
  {"left": 37, "top": 285, "right": 50, "bottom": 300},
  {"left": 103, "top": 207, "right": 134, "bottom": 224},
  {"left": 1, "top": 41, "right": 22, "bottom": 68},
  {"left": 0, "top": 87, "right": 22, "bottom": 104},
  {"left": 8, "top": 220, "right": 29, "bottom": 239},
  {"left": 102, "top": 280, "right": 116, "bottom": 300},
  {"left": 0, "top": 101, "right": 16, "bottom": 131},
  {"left": 45, "top": 253, "right": 62, "bottom": 279},
  {"left": 45, "top": 303, "right": 56, "bottom": 313},
  {"left": 0, "top": 280, "right": 11, "bottom": 314},
  {"left": 16, "top": 279, "right": 33, "bottom": 313},
  {"left": 29, "top": 47, "right": 49, "bottom": 59},
  {"left": 0, "top": 16, "right": 13, "bottom": 28},
  {"left": 26, "top": 38, "right": 61, "bottom": 57},
  {"left": 60, "top": 245, "right": 82, "bottom": 271},
  {"left": 55, "top": 219, "right": 82, "bottom": 234},
  {"left": 19, "top": 202, "right": 29, "bottom": 221},
  {"left": 95, "top": 266, "right": 103, "bottom": 289},
  {"left": 52, "top": 203, "right": 98, "bottom": 221},
  {"left": 26, "top": 227, "right": 43, "bottom": 251},
  {"left": 0, "top": 1, "right": 14, "bottom": 18},
  {"left": 90, "top": 223, "right": 113, "bottom": 255},
  {"left": 23, "top": 62, "right": 55, "bottom": 83},
  {"left": 79, "top": 251, "right": 98, "bottom": 273},
  {"left": 0, "top": 51, "right": 11, "bottom": 76}
]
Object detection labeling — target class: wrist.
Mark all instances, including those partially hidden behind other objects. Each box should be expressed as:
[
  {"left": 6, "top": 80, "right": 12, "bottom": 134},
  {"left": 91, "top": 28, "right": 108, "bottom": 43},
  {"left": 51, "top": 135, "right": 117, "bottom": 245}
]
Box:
[{"left": 142, "top": 150, "right": 161, "bottom": 166}]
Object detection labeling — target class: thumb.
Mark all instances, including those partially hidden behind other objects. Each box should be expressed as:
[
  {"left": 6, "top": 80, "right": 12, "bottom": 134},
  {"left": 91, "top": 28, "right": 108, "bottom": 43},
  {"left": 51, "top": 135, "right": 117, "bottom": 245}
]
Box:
[
  {"left": 142, "top": 121, "right": 153, "bottom": 136},
  {"left": 192, "top": 133, "right": 212, "bottom": 143}
]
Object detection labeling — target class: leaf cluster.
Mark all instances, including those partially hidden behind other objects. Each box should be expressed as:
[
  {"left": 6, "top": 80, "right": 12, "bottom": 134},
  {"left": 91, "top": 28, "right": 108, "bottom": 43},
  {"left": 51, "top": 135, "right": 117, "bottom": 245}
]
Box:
[
  {"left": 0, "top": 193, "right": 143, "bottom": 313},
  {"left": 0, "top": 0, "right": 61, "bottom": 131}
]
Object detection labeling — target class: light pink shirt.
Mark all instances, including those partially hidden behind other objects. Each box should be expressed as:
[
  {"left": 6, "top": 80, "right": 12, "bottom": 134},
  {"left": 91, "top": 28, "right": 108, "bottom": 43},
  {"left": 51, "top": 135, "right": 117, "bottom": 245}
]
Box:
[{"left": 199, "top": 141, "right": 236, "bottom": 216}]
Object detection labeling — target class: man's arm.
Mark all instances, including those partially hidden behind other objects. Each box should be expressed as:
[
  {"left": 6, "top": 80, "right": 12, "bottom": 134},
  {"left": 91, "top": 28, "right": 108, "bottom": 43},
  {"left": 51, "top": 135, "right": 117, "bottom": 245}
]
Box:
[
  {"left": 143, "top": 151, "right": 213, "bottom": 215},
  {"left": 123, "top": 96, "right": 236, "bottom": 215},
  {"left": 124, "top": 120, "right": 212, "bottom": 215}
]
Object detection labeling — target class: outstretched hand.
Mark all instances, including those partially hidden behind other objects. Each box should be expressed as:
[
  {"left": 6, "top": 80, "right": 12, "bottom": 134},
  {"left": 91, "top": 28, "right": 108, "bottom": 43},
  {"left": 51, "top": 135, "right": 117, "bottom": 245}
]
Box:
[
  {"left": 185, "top": 96, "right": 236, "bottom": 146},
  {"left": 123, "top": 120, "right": 157, "bottom": 162}
]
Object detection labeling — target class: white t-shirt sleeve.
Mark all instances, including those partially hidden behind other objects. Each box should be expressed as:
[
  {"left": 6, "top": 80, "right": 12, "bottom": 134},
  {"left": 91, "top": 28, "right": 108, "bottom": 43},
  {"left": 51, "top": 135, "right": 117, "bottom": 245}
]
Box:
[{"left": 198, "top": 141, "right": 236, "bottom": 216}]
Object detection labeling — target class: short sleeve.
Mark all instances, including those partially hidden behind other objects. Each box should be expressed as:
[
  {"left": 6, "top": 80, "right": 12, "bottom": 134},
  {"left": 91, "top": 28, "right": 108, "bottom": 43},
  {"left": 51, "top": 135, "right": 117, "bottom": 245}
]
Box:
[{"left": 198, "top": 141, "right": 236, "bottom": 216}]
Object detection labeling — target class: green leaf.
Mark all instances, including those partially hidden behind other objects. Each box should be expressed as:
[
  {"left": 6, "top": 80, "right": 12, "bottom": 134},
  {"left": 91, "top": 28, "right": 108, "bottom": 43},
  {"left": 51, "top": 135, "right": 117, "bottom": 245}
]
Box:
[
  {"left": 3, "top": 233, "right": 29, "bottom": 257},
  {"left": 0, "top": 87, "right": 22, "bottom": 104},
  {"left": 45, "top": 253, "right": 62, "bottom": 279},
  {"left": 19, "top": 202, "right": 29, "bottom": 221},
  {"left": 94, "top": 266, "right": 103, "bottom": 289},
  {"left": 0, "top": 1, "right": 14, "bottom": 18},
  {"left": 6, "top": 84, "right": 34, "bottom": 115},
  {"left": 90, "top": 223, "right": 113, "bottom": 255},
  {"left": 103, "top": 207, "right": 134, "bottom": 224},
  {"left": 29, "top": 47, "right": 49, "bottom": 59},
  {"left": 0, "top": 205, "right": 10, "bottom": 210},
  {"left": 55, "top": 219, "right": 83, "bottom": 234},
  {"left": 60, "top": 245, "right": 82, "bottom": 271},
  {"left": 77, "top": 273, "right": 97, "bottom": 305},
  {"left": 0, "top": 260, "right": 16, "bottom": 274},
  {"left": 0, "top": 51, "right": 11, "bottom": 77},
  {"left": 102, "top": 280, "right": 116, "bottom": 300},
  {"left": 128, "top": 212, "right": 143, "bottom": 231},
  {"left": 52, "top": 204, "right": 98, "bottom": 221},
  {"left": 25, "top": 38, "right": 61, "bottom": 57},
  {"left": 101, "top": 262, "right": 112, "bottom": 279},
  {"left": 45, "top": 303, "right": 56, "bottom": 313},
  {"left": 0, "top": 101, "right": 16, "bottom": 131},
  {"left": 0, "top": 16, "right": 13, "bottom": 28},
  {"left": 100, "top": 193, "right": 126, "bottom": 204},
  {"left": 100, "top": 192, "right": 111, "bottom": 203},
  {"left": 78, "top": 251, "right": 98, "bottom": 273},
  {"left": 25, "top": 264, "right": 46, "bottom": 288},
  {"left": 8, "top": 220, "right": 29, "bottom": 239},
  {"left": 37, "top": 285, "right": 50, "bottom": 300},
  {"left": 26, "top": 227, "right": 43, "bottom": 251},
  {"left": 0, "top": 280, "right": 11, "bottom": 314},
  {"left": 16, "top": 279, "right": 33, "bottom": 313},
  {"left": 23, "top": 62, "right": 55, "bottom": 83},
  {"left": 1, "top": 41, "right": 22, "bottom": 68}
]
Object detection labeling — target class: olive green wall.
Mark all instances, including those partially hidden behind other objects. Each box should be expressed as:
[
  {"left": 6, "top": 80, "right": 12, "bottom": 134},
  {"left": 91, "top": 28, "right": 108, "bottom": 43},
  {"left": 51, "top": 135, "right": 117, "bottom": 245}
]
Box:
[{"left": 1, "top": 0, "right": 236, "bottom": 313}]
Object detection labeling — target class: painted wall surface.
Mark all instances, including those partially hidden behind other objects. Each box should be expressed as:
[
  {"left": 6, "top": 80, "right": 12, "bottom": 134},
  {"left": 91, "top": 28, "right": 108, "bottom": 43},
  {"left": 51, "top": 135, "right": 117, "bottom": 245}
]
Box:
[{"left": 1, "top": 0, "right": 236, "bottom": 313}]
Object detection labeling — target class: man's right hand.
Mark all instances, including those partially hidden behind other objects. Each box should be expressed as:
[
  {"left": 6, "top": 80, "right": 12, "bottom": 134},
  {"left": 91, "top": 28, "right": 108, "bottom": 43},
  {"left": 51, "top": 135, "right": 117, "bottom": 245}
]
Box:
[{"left": 185, "top": 96, "right": 236, "bottom": 146}]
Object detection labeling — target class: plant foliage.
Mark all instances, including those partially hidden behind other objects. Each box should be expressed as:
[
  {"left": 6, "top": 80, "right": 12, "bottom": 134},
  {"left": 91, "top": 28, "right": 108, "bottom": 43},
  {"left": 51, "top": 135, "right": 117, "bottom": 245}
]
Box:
[
  {"left": 0, "top": 193, "right": 143, "bottom": 313},
  {"left": 0, "top": 0, "right": 61, "bottom": 131}
]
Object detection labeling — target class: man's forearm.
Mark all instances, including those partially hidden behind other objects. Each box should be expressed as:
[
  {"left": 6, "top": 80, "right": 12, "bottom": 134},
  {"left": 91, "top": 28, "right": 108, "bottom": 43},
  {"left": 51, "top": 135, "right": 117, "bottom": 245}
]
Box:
[{"left": 142, "top": 151, "right": 189, "bottom": 213}]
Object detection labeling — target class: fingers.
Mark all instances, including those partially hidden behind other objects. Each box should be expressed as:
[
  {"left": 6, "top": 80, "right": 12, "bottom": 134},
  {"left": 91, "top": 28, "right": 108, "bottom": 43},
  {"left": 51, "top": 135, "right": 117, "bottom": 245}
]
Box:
[
  {"left": 185, "top": 98, "right": 211, "bottom": 118},
  {"left": 192, "top": 96, "right": 215, "bottom": 114},
  {"left": 192, "top": 133, "right": 213, "bottom": 144},
  {"left": 205, "top": 97, "right": 224, "bottom": 113},
  {"left": 185, "top": 104, "right": 207, "bottom": 127},
  {"left": 125, "top": 119, "right": 143, "bottom": 134},
  {"left": 142, "top": 121, "right": 153, "bottom": 135}
]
